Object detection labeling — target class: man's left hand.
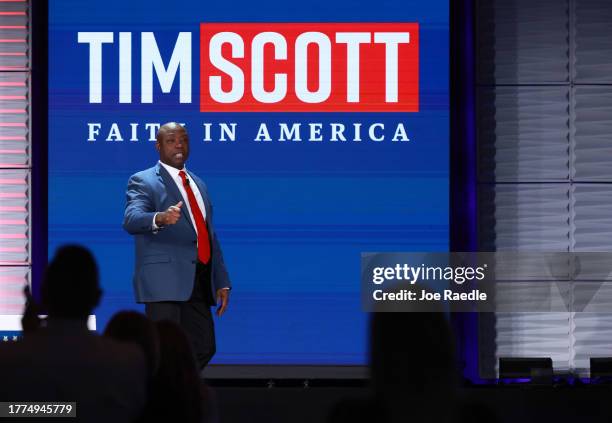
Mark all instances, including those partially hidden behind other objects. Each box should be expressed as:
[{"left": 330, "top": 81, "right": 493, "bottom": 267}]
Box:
[{"left": 216, "top": 288, "right": 230, "bottom": 317}]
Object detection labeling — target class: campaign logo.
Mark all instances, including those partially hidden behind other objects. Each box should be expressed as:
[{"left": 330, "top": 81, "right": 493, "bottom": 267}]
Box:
[
  {"left": 78, "top": 23, "right": 419, "bottom": 113},
  {"left": 200, "top": 23, "right": 419, "bottom": 112}
]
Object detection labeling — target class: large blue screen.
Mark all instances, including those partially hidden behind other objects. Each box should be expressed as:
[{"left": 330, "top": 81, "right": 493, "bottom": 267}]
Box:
[{"left": 49, "top": 0, "right": 449, "bottom": 365}]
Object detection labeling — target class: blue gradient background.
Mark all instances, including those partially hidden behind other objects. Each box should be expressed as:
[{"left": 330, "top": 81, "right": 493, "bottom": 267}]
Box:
[{"left": 49, "top": 0, "right": 448, "bottom": 364}]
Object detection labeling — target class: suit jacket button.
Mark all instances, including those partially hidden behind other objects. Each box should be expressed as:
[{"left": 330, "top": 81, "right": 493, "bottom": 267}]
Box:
[
  {"left": 192, "top": 240, "right": 197, "bottom": 244},
  {"left": 192, "top": 260, "right": 196, "bottom": 264}
]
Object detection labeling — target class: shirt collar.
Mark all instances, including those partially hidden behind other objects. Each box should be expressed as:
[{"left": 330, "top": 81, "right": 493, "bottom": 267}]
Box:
[{"left": 158, "top": 160, "right": 186, "bottom": 180}]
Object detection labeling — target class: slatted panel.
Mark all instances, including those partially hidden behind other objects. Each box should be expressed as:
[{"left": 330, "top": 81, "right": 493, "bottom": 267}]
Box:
[
  {"left": 572, "top": 185, "right": 612, "bottom": 374},
  {"left": 0, "top": 169, "right": 27, "bottom": 263},
  {"left": 574, "top": 0, "right": 612, "bottom": 83},
  {"left": 495, "top": 313, "right": 571, "bottom": 371},
  {"left": 478, "top": 184, "right": 570, "bottom": 251},
  {"left": 574, "top": 185, "right": 612, "bottom": 251},
  {"left": 571, "top": 0, "right": 612, "bottom": 375},
  {"left": 477, "top": 183, "right": 571, "bottom": 374},
  {"left": 476, "top": 0, "right": 569, "bottom": 84},
  {"left": 573, "top": 314, "right": 612, "bottom": 374},
  {"left": 478, "top": 0, "right": 612, "bottom": 377},
  {"left": 476, "top": 0, "right": 572, "bottom": 377},
  {"left": 0, "top": 0, "right": 28, "bottom": 315},
  {"left": 477, "top": 86, "right": 570, "bottom": 182},
  {"left": 0, "top": 265, "right": 26, "bottom": 314},
  {"left": 573, "top": 87, "right": 612, "bottom": 181}
]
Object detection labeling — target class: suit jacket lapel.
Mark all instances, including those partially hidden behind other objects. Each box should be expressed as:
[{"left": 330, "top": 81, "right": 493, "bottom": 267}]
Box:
[{"left": 155, "top": 162, "right": 196, "bottom": 233}]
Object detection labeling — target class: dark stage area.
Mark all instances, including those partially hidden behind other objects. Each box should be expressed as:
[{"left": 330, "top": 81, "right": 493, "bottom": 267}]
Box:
[{"left": 212, "top": 383, "right": 612, "bottom": 423}]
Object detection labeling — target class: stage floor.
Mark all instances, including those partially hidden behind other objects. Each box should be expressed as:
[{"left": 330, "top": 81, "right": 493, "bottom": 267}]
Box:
[{"left": 212, "top": 384, "right": 612, "bottom": 423}]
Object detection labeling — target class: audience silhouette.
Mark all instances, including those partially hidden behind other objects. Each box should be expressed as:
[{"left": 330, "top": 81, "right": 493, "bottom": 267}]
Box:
[
  {"left": 104, "top": 310, "right": 160, "bottom": 380},
  {"left": 141, "top": 320, "right": 217, "bottom": 423},
  {"left": 0, "top": 244, "right": 599, "bottom": 423},
  {"left": 329, "top": 309, "right": 457, "bottom": 423},
  {"left": 0, "top": 245, "right": 147, "bottom": 423}
]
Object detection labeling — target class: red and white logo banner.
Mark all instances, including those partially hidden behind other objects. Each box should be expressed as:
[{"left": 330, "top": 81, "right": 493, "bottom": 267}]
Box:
[{"left": 200, "top": 23, "right": 419, "bottom": 112}]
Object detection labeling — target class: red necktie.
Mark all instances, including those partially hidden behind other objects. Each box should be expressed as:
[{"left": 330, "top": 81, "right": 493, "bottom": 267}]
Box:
[{"left": 179, "top": 170, "right": 211, "bottom": 264}]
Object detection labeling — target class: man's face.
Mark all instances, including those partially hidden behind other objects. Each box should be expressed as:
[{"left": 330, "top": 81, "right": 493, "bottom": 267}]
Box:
[{"left": 156, "top": 125, "right": 189, "bottom": 169}]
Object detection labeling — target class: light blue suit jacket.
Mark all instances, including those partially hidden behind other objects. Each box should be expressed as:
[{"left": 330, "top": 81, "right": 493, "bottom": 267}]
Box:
[{"left": 123, "top": 162, "right": 231, "bottom": 302}]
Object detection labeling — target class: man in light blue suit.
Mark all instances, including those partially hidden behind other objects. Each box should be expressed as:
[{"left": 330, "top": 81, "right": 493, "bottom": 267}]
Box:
[{"left": 123, "top": 122, "right": 231, "bottom": 369}]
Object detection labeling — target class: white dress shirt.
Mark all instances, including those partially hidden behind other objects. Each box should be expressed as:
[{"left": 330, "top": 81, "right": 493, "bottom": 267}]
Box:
[
  {"left": 153, "top": 161, "right": 230, "bottom": 290},
  {"left": 153, "top": 160, "right": 207, "bottom": 232}
]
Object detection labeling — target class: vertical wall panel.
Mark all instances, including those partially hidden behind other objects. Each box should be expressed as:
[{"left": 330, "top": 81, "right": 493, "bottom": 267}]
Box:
[
  {"left": 495, "top": 313, "right": 571, "bottom": 372},
  {"left": 0, "top": 266, "right": 27, "bottom": 314},
  {"left": 478, "top": 86, "right": 570, "bottom": 182},
  {"left": 574, "top": 0, "right": 612, "bottom": 83},
  {"left": 572, "top": 184, "right": 612, "bottom": 374},
  {"left": 478, "top": 0, "right": 612, "bottom": 376},
  {"left": 477, "top": 0, "right": 569, "bottom": 84},
  {"left": 0, "top": 1, "right": 29, "bottom": 315},
  {"left": 476, "top": 0, "right": 571, "bottom": 377},
  {"left": 478, "top": 184, "right": 570, "bottom": 251},
  {"left": 573, "top": 314, "right": 612, "bottom": 374},
  {"left": 574, "top": 185, "right": 612, "bottom": 251},
  {"left": 573, "top": 87, "right": 612, "bottom": 181},
  {"left": 0, "top": 169, "right": 27, "bottom": 262},
  {"left": 477, "top": 183, "right": 571, "bottom": 374},
  {"left": 572, "top": 0, "right": 612, "bottom": 376}
]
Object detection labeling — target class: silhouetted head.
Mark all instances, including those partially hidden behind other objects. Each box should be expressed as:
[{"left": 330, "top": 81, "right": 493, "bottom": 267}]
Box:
[
  {"left": 155, "top": 320, "right": 199, "bottom": 383},
  {"left": 41, "top": 245, "right": 102, "bottom": 319},
  {"left": 156, "top": 122, "right": 189, "bottom": 169},
  {"left": 370, "top": 311, "right": 455, "bottom": 395},
  {"left": 104, "top": 311, "right": 160, "bottom": 378},
  {"left": 149, "top": 320, "right": 202, "bottom": 423}
]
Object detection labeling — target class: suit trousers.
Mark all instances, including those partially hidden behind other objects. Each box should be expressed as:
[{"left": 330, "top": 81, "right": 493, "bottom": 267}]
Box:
[{"left": 145, "top": 261, "right": 216, "bottom": 370}]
